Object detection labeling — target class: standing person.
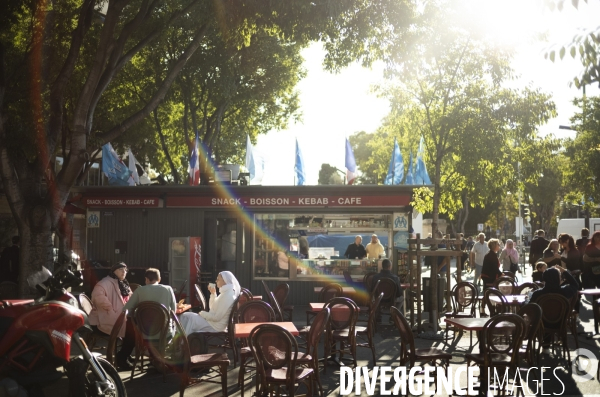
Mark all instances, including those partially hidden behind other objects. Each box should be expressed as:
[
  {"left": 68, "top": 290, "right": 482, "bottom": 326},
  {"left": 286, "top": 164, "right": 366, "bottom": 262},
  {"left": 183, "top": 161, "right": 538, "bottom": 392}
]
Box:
[
  {"left": 529, "top": 230, "right": 549, "bottom": 270},
  {"left": 88, "top": 262, "right": 134, "bottom": 370},
  {"left": 582, "top": 231, "right": 600, "bottom": 290},
  {"left": 119, "top": 268, "right": 177, "bottom": 369},
  {"left": 498, "top": 239, "right": 519, "bottom": 272},
  {"left": 179, "top": 271, "right": 240, "bottom": 334},
  {"left": 470, "top": 233, "right": 489, "bottom": 287},
  {"left": 344, "top": 236, "right": 366, "bottom": 259},
  {"left": 576, "top": 228, "right": 590, "bottom": 253},
  {"left": 558, "top": 234, "right": 580, "bottom": 273},
  {"left": 542, "top": 239, "right": 562, "bottom": 268},
  {"left": 365, "top": 234, "right": 385, "bottom": 259},
  {"left": 481, "top": 239, "right": 502, "bottom": 288},
  {"left": 0, "top": 236, "right": 20, "bottom": 283}
]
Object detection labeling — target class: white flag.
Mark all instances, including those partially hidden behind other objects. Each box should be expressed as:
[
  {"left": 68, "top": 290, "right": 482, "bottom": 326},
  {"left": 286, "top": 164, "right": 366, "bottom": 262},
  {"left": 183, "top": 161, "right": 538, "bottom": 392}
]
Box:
[{"left": 245, "top": 135, "right": 264, "bottom": 185}]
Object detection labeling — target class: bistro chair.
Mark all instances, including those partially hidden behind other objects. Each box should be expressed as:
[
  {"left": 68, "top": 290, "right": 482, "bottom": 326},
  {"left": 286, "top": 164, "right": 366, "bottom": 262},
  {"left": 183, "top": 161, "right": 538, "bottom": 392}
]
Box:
[
  {"left": 357, "top": 280, "right": 380, "bottom": 326},
  {"left": 444, "top": 281, "right": 477, "bottom": 343},
  {"left": 175, "top": 279, "right": 188, "bottom": 302},
  {"left": 535, "top": 293, "right": 571, "bottom": 362},
  {"left": 502, "top": 271, "right": 518, "bottom": 282},
  {"left": 363, "top": 272, "right": 377, "bottom": 292},
  {"left": 373, "top": 278, "right": 397, "bottom": 323},
  {"left": 201, "top": 292, "right": 246, "bottom": 366},
  {"left": 466, "top": 314, "right": 526, "bottom": 395},
  {"left": 323, "top": 297, "right": 359, "bottom": 372},
  {"left": 78, "top": 293, "right": 111, "bottom": 351},
  {"left": 493, "top": 276, "right": 517, "bottom": 296},
  {"left": 516, "top": 282, "right": 539, "bottom": 296},
  {"left": 194, "top": 284, "right": 207, "bottom": 312},
  {"left": 130, "top": 302, "right": 171, "bottom": 381},
  {"left": 106, "top": 309, "right": 128, "bottom": 367},
  {"left": 240, "top": 288, "right": 254, "bottom": 299},
  {"left": 297, "top": 308, "right": 330, "bottom": 397},
  {"left": 566, "top": 293, "right": 581, "bottom": 351},
  {"left": 237, "top": 301, "right": 276, "bottom": 397},
  {"left": 170, "top": 312, "right": 230, "bottom": 396},
  {"left": 249, "top": 324, "right": 315, "bottom": 397},
  {"left": 356, "top": 292, "right": 383, "bottom": 367},
  {"left": 483, "top": 288, "right": 508, "bottom": 317},
  {"left": 391, "top": 306, "right": 452, "bottom": 386},
  {"left": 517, "top": 303, "right": 543, "bottom": 366},
  {"left": 265, "top": 291, "right": 284, "bottom": 322},
  {"left": 273, "top": 283, "right": 294, "bottom": 322},
  {"left": 306, "top": 283, "right": 343, "bottom": 325}
]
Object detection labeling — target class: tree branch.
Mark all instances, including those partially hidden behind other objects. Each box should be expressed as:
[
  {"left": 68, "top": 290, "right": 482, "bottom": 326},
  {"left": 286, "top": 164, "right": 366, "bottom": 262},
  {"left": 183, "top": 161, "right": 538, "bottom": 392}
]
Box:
[{"left": 97, "top": 24, "right": 209, "bottom": 145}]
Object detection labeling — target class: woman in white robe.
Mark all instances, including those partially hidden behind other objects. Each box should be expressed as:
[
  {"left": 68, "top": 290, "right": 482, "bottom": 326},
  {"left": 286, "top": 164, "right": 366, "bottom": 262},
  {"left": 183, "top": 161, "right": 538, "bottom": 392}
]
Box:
[{"left": 179, "top": 271, "right": 241, "bottom": 334}]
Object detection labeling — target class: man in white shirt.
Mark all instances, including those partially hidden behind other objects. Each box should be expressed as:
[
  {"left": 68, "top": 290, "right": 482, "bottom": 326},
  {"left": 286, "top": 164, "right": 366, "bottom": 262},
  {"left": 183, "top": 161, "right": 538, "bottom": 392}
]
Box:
[
  {"left": 470, "top": 233, "right": 489, "bottom": 287},
  {"left": 366, "top": 234, "right": 385, "bottom": 259}
]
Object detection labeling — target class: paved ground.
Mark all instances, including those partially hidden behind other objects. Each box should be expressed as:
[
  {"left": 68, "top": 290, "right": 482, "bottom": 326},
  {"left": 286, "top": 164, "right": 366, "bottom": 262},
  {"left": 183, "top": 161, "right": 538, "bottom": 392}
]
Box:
[{"left": 45, "top": 260, "right": 600, "bottom": 396}]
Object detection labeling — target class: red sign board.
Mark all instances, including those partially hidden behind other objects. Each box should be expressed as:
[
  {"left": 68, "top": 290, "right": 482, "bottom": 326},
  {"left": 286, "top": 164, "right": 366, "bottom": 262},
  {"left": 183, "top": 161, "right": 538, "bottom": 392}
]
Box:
[
  {"left": 84, "top": 197, "right": 160, "bottom": 208},
  {"left": 167, "top": 195, "right": 410, "bottom": 208}
]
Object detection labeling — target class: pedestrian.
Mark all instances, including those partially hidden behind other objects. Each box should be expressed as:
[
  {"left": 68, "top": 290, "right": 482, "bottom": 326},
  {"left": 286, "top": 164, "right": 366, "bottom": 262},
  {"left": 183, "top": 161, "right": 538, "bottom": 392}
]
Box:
[
  {"left": 498, "top": 239, "right": 519, "bottom": 272},
  {"left": 470, "top": 233, "right": 489, "bottom": 287},
  {"left": 529, "top": 229, "right": 549, "bottom": 270}
]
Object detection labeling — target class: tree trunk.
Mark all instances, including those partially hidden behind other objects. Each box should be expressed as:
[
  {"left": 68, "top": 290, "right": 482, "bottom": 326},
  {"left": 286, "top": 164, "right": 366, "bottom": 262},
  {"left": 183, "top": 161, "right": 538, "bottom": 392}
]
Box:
[
  {"left": 18, "top": 204, "right": 55, "bottom": 297},
  {"left": 429, "top": 153, "right": 443, "bottom": 332}
]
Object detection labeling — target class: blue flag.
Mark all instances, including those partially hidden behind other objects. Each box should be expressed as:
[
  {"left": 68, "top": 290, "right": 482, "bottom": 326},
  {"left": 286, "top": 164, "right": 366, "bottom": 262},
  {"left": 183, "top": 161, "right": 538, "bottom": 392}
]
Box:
[
  {"left": 405, "top": 151, "right": 414, "bottom": 185},
  {"left": 415, "top": 136, "right": 431, "bottom": 185},
  {"left": 384, "top": 138, "right": 404, "bottom": 185},
  {"left": 102, "top": 143, "right": 131, "bottom": 186},
  {"left": 345, "top": 138, "right": 357, "bottom": 185},
  {"left": 187, "top": 131, "right": 200, "bottom": 185},
  {"left": 294, "top": 138, "right": 306, "bottom": 186}
]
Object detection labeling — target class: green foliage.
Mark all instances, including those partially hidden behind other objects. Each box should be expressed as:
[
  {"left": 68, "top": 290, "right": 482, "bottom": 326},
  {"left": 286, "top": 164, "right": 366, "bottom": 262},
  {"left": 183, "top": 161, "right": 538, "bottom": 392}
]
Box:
[
  {"left": 318, "top": 163, "right": 343, "bottom": 185},
  {"left": 563, "top": 96, "right": 600, "bottom": 209},
  {"left": 351, "top": 1, "right": 556, "bottom": 234}
]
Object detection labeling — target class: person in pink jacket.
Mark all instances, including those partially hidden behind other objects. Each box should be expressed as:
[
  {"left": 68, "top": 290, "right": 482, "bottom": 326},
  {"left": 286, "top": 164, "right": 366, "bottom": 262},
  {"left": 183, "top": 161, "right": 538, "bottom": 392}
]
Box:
[{"left": 88, "top": 262, "right": 135, "bottom": 369}]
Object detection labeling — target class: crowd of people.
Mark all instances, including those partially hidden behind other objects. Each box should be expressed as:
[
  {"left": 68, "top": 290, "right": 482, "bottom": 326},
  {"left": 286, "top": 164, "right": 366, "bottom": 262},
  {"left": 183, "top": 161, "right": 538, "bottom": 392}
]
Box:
[{"left": 88, "top": 262, "right": 241, "bottom": 370}]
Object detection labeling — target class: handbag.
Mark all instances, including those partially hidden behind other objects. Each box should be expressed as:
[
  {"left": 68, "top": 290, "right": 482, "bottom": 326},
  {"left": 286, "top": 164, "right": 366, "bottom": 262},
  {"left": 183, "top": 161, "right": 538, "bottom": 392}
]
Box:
[{"left": 509, "top": 258, "right": 520, "bottom": 273}]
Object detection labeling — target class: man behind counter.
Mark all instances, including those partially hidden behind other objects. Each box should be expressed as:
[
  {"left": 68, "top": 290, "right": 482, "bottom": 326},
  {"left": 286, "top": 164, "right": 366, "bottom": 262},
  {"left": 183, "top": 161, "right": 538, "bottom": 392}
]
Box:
[
  {"left": 366, "top": 234, "right": 385, "bottom": 259},
  {"left": 344, "top": 235, "right": 366, "bottom": 259}
]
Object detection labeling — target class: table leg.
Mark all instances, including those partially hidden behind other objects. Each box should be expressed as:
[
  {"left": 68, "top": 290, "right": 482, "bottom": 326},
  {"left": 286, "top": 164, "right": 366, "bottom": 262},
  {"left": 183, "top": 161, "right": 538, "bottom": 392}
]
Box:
[{"left": 593, "top": 298, "right": 599, "bottom": 335}]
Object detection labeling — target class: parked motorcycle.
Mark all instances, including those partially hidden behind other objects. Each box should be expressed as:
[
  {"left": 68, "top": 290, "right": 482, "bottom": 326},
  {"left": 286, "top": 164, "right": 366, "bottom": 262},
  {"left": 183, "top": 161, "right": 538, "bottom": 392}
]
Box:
[{"left": 0, "top": 267, "right": 126, "bottom": 396}]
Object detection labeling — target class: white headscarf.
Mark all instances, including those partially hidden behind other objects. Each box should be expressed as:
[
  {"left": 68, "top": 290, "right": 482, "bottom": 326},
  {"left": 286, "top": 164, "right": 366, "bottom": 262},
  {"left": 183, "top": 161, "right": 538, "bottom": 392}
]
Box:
[
  {"left": 503, "top": 239, "right": 519, "bottom": 262},
  {"left": 220, "top": 271, "right": 241, "bottom": 299}
]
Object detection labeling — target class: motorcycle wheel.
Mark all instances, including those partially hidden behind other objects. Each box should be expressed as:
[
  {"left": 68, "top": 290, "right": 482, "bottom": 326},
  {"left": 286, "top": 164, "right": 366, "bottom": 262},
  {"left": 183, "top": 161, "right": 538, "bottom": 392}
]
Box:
[{"left": 67, "top": 357, "right": 127, "bottom": 397}]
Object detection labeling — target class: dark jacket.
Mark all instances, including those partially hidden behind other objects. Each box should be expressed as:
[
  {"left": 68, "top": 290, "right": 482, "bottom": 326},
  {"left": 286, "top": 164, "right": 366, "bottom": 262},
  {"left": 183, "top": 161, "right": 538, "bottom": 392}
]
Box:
[
  {"left": 371, "top": 269, "right": 403, "bottom": 296},
  {"left": 344, "top": 243, "right": 366, "bottom": 259},
  {"left": 481, "top": 251, "right": 502, "bottom": 285},
  {"left": 531, "top": 268, "right": 578, "bottom": 302},
  {"left": 529, "top": 236, "right": 549, "bottom": 264},
  {"left": 576, "top": 237, "right": 589, "bottom": 253}
]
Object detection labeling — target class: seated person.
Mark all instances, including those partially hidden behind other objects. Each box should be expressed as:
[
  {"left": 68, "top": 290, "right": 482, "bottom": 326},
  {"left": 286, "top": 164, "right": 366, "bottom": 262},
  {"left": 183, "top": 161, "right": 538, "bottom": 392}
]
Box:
[
  {"left": 118, "top": 268, "right": 177, "bottom": 367},
  {"left": 179, "top": 271, "right": 240, "bottom": 335},
  {"left": 371, "top": 259, "right": 404, "bottom": 310},
  {"left": 481, "top": 239, "right": 502, "bottom": 288},
  {"left": 543, "top": 239, "right": 562, "bottom": 268},
  {"left": 88, "top": 262, "right": 134, "bottom": 370},
  {"left": 532, "top": 261, "right": 547, "bottom": 283},
  {"left": 530, "top": 266, "right": 579, "bottom": 352},
  {"left": 344, "top": 235, "right": 366, "bottom": 259}
]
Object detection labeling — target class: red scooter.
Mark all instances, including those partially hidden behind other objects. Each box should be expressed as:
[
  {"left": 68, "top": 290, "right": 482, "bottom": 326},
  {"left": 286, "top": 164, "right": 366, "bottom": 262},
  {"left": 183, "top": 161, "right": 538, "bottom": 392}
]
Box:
[{"left": 0, "top": 267, "right": 126, "bottom": 396}]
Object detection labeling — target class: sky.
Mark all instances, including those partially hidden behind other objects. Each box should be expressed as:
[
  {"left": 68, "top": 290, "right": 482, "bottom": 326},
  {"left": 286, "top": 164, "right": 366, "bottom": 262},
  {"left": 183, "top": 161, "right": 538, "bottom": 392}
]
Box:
[{"left": 252, "top": 0, "right": 600, "bottom": 186}]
